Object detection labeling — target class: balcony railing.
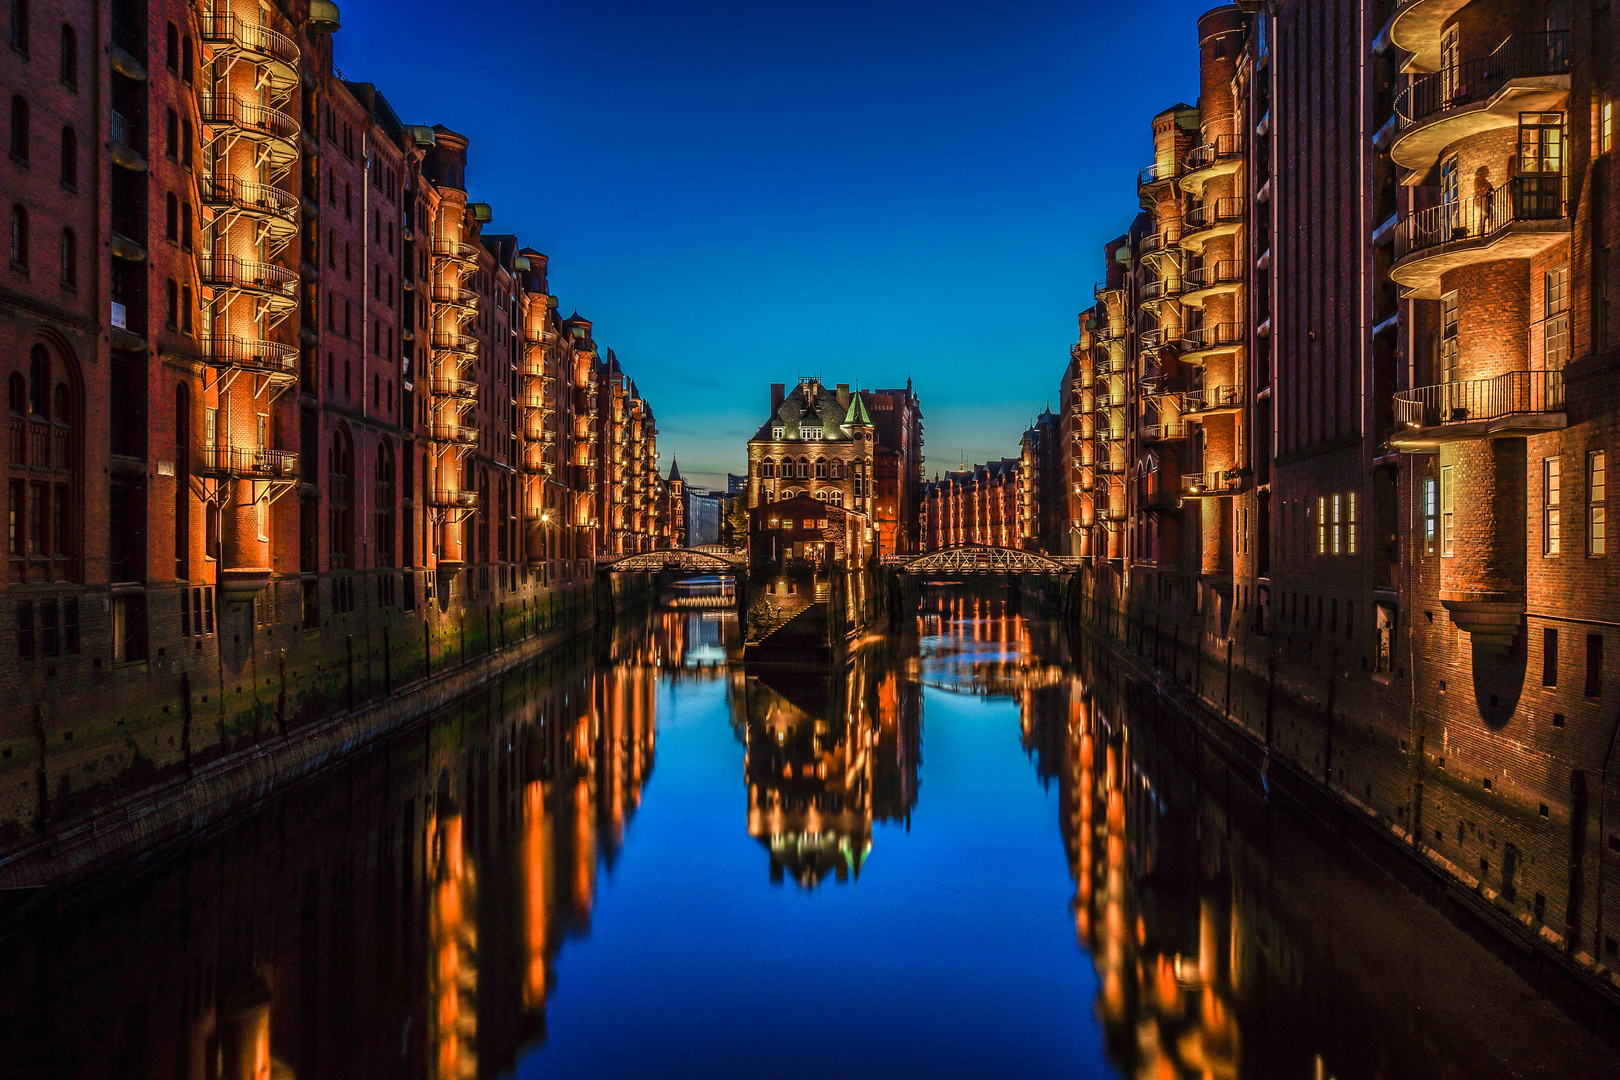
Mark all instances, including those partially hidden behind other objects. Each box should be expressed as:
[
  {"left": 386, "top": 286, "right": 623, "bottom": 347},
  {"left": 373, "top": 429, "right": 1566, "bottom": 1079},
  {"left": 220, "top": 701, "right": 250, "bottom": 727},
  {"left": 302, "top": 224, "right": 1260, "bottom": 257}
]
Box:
[
  {"left": 196, "top": 254, "right": 298, "bottom": 298},
  {"left": 431, "top": 285, "right": 479, "bottom": 310},
  {"left": 198, "top": 13, "right": 299, "bottom": 70},
  {"left": 1184, "top": 197, "right": 1245, "bottom": 236},
  {"left": 1394, "top": 369, "right": 1564, "bottom": 429},
  {"left": 1396, "top": 31, "right": 1570, "bottom": 129},
  {"left": 522, "top": 325, "right": 556, "bottom": 346},
  {"left": 198, "top": 175, "right": 299, "bottom": 227},
  {"left": 1139, "top": 231, "right": 1181, "bottom": 257},
  {"left": 109, "top": 111, "right": 144, "bottom": 153},
  {"left": 430, "top": 331, "right": 478, "bottom": 355},
  {"left": 429, "top": 423, "right": 479, "bottom": 446},
  {"left": 427, "top": 489, "right": 480, "bottom": 509},
  {"left": 1181, "top": 470, "right": 1240, "bottom": 495},
  {"left": 1395, "top": 175, "right": 1567, "bottom": 259},
  {"left": 1139, "top": 160, "right": 1180, "bottom": 187},
  {"left": 197, "top": 444, "right": 298, "bottom": 479},
  {"left": 1184, "top": 259, "right": 1243, "bottom": 292},
  {"left": 197, "top": 94, "right": 298, "bottom": 142},
  {"left": 428, "top": 377, "right": 478, "bottom": 401},
  {"left": 1181, "top": 384, "right": 1242, "bottom": 413},
  {"left": 1141, "top": 276, "right": 1181, "bottom": 303},
  {"left": 1141, "top": 420, "right": 1192, "bottom": 441},
  {"left": 1182, "top": 322, "right": 1245, "bottom": 353},
  {"left": 1184, "top": 132, "right": 1245, "bottom": 172},
  {"left": 432, "top": 238, "right": 479, "bottom": 265},
  {"left": 200, "top": 334, "right": 298, "bottom": 375},
  {"left": 1140, "top": 326, "right": 1182, "bottom": 350}
]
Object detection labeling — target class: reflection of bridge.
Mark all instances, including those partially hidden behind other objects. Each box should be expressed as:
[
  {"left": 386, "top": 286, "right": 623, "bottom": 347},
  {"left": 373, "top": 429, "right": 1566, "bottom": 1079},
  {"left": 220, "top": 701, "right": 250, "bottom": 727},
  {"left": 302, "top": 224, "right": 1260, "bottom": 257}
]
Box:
[
  {"left": 598, "top": 545, "right": 746, "bottom": 573},
  {"left": 884, "top": 545, "right": 1081, "bottom": 575}
]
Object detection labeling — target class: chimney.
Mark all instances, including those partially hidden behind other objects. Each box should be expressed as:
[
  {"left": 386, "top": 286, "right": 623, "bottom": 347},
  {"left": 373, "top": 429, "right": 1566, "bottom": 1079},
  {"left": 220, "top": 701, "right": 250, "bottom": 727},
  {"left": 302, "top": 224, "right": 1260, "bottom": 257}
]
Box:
[
  {"left": 770, "top": 383, "right": 785, "bottom": 413},
  {"left": 836, "top": 383, "right": 850, "bottom": 408}
]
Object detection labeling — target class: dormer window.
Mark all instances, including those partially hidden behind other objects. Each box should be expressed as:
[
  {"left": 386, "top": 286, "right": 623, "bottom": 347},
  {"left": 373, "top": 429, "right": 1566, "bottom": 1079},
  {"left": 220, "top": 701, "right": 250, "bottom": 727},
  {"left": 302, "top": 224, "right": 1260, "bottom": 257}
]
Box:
[
  {"left": 772, "top": 425, "right": 784, "bottom": 440},
  {"left": 803, "top": 426, "right": 823, "bottom": 440}
]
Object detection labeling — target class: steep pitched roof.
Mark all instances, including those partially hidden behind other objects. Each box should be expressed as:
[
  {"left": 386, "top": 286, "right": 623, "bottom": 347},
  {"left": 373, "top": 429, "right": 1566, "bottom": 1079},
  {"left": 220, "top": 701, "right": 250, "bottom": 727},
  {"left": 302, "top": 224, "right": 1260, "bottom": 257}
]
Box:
[{"left": 845, "top": 393, "right": 872, "bottom": 426}]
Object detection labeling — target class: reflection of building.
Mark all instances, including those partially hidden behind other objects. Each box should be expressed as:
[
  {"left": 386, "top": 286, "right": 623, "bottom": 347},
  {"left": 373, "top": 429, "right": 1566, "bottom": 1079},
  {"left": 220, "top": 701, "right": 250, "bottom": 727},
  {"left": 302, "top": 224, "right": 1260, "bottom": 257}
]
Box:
[{"left": 740, "top": 654, "right": 920, "bottom": 887}]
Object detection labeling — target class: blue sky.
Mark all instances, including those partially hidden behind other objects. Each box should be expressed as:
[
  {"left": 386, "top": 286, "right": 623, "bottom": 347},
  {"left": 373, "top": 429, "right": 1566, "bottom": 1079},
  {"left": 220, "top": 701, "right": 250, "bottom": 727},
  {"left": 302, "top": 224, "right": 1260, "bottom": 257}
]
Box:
[{"left": 336, "top": 0, "right": 1217, "bottom": 490}]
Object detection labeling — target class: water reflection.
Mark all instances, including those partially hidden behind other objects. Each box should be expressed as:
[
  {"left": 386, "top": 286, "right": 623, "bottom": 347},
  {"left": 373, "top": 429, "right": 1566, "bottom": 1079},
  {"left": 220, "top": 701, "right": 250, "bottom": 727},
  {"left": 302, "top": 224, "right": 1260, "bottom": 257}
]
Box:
[{"left": 0, "top": 598, "right": 1611, "bottom": 1079}]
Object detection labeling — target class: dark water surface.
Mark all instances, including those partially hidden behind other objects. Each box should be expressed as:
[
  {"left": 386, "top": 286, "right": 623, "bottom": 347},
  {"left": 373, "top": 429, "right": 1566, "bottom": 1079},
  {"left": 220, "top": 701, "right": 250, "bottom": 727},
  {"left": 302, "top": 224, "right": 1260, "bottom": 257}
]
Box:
[{"left": 0, "top": 591, "right": 1615, "bottom": 1079}]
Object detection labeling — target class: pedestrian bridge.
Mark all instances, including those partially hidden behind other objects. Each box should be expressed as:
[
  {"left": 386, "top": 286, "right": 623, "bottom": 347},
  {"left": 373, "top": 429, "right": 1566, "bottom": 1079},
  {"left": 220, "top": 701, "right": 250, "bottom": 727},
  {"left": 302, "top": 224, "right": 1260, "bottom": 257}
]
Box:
[
  {"left": 883, "top": 545, "right": 1080, "bottom": 575},
  {"left": 598, "top": 545, "right": 746, "bottom": 573}
]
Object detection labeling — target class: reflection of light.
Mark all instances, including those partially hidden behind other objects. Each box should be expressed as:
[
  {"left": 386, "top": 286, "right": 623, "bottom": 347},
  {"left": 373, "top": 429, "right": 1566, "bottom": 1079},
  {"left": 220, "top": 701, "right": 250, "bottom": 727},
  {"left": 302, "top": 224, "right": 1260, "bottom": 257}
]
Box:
[{"left": 523, "top": 780, "right": 550, "bottom": 1009}]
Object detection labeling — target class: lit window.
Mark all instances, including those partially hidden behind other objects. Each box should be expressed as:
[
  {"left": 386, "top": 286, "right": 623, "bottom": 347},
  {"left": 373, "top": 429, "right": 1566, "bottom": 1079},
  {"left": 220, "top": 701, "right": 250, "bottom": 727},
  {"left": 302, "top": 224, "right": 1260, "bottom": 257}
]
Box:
[
  {"left": 1347, "top": 491, "right": 1358, "bottom": 554},
  {"left": 1545, "top": 264, "right": 1569, "bottom": 370},
  {"left": 1423, "top": 477, "right": 1437, "bottom": 555},
  {"left": 1601, "top": 95, "right": 1613, "bottom": 156},
  {"left": 1440, "top": 292, "right": 1459, "bottom": 384},
  {"left": 1331, "top": 493, "right": 1343, "bottom": 554},
  {"left": 1545, "top": 457, "right": 1561, "bottom": 556},
  {"left": 1316, "top": 495, "right": 1326, "bottom": 555},
  {"left": 1590, "top": 451, "right": 1607, "bottom": 556},
  {"left": 1440, "top": 466, "right": 1455, "bottom": 557},
  {"left": 772, "top": 425, "right": 783, "bottom": 440}
]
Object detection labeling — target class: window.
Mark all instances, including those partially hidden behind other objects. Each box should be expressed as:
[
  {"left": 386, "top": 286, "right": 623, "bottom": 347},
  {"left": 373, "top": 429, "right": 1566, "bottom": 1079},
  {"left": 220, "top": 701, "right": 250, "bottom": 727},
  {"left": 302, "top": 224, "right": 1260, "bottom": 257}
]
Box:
[
  {"left": 772, "top": 425, "right": 784, "bottom": 440},
  {"left": 815, "top": 459, "right": 827, "bottom": 478},
  {"left": 58, "top": 226, "right": 72, "bottom": 285},
  {"left": 1603, "top": 94, "right": 1615, "bottom": 156},
  {"left": 1545, "top": 264, "right": 1569, "bottom": 370},
  {"left": 180, "top": 202, "right": 191, "bottom": 249},
  {"left": 1586, "top": 634, "right": 1603, "bottom": 697},
  {"left": 164, "top": 278, "right": 178, "bottom": 328},
  {"left": 165, "top": 108, "right": 177, "bottom": 159},
  {"left": 165, "top": 21, "right": 177, "bottom": 70},
  {"left": 10, "top": 203, "right": 26, "bottom": 269},
  {"left": 1347, "top": 491, "right": 1358, "bottom": 554},
  {"left": 1424, "top": 476, "right": 1438, "bottom": 555},
  {"left": 180, "top": 35, "right": 191, "bottom": 82},
  {"left": 1440, "top": 466, "right": 1455, "bottom": 557},
  {"left": 58, "top": 124, "right": 74, "bottom": 186},
  {"left": 165, "top": 192, "right": 177, "bottom": 241},
  {"left": 180, "top": 285, "right": 191, "bottom": 333},
  {"left": 1545, "top": 457, "right": 1561, "bottom": 555},
  {"left": 1543, "top": 628, "right": 1558, "bottom": 687},
  {"left": 1331, "top": 493, "right": 1343, "bottom": 554},
  {"left": 1591, "top": 451, "right": 1607, "bottom": 556},
  {"left": 58, "top": 24, "right": 74, "bottom": 86},
  {"left": 1440, "top": 291, "right": 1459, "bottom": 383},
  {"left": 181, "top": 118, "right": 191, "bottom": 167},
  {"left": 9, "top": 95, "right": 27, "bottom": 161},
  {"left": 8, "top": 0, "right": 25, "bottom": 52},
  {"left": 1316, "top": 495, "right": 1326, "bottom": 554}
]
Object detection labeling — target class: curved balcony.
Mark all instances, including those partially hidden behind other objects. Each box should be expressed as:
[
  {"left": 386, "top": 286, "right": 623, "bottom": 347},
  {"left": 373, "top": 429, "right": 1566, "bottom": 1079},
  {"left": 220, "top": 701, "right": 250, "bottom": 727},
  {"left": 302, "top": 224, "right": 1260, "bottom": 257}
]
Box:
[
  {"left": 109, "top": 111, "right": 147, "bottom": 172},
  {"left": 1094, "top": 318, "right": 1128, "bottom": 346},
  {"left": 521, "top": 389, "right": 554, "bottom": 412},
  {"left": 1392, "top": 32, "right": 1570, "bottom": 173},
  {"left": 1391, "top": 176, "right": 1569, "bottom": 299},
  {"left": 200, "top": 334, "right": 298, "bottom": 379},
  {"left": 1140, "top": 276, "right": 1182, "bottom": 305},
  {"left": 196, "top": 254, "right": 298, "bottom": 314},
  {"left": 431, "top": 285, "right": 479, "bottom": 316},
  {"left": 1138, "top": 160, "right": 1181, "bottom": 193},
  {"left": 1179, "top": 384, "right": 1243, "bottom": 416},
  {"left": 197, "top": 444, "right": 298, "bottom": 480},
  {"left": 1181, "top": 197, "right": 1245, "bottom": 252},
  {"left": 1093, "top": 281, "right": 1126, "bottom": 308},
  {"left": 1139, "top": 230, "right": 1181, "bottom": 260},
  {"left": 1141, "top": 419, "right": 1192, "bottom": 441},
  {"left": 521, "top": 360, "right": 555, "bottom": 383},
  {"left": 1180, "top": 132, "right": 1245, "bottom": 198},
  {"left": 199, "top": 176, "right": 299, "bottom": 240},
  {"left": 430, "top": 331, "right": 478, "bottom": 358},
  {"left": 428, "top": 377, "right": 478, "bottom": 403},
  {"left": 427, "top": 489, "right": 480, "bottom": 510},
  {"left": 429, "top": 423, "right": 479, "bottom": 447},
  {"left": 198, "top": 14, "right": 299, "bottom": 95},
  {"left": 1181, "top": 259, "right": 1243, "bottom": 308},
  {"left": 519, "top": 453, "right": 553, "bottom": 476},
  {"left": 1180, "top": 321, "right": 1244, "bottom": 363},
  {"left": 1140, "top": 326, "right": 1182, "bottom": 351},
  {"left": 1391, "top": 370, "right": 1565, "bottom": 450},
  {"left": 1390, "top": 0, "right": 1490, "bottom": 73},
  {"left": 522, "top": 324, "right": 557, "bottom": 347},
  {"left": 1181, "top": 470, "right": 1240, "bottom": 498},
  {"left": 432, "top": 238, "right": 479, "bottom": 269},
  {"left": 198, "top": 94, "right": 299, "bottom": 170}
]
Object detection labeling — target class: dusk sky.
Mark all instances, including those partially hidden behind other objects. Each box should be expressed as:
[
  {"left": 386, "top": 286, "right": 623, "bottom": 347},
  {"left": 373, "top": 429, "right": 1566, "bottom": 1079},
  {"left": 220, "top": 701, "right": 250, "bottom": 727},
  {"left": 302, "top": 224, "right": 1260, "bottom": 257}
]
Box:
[{"left": 337, "top": 0, "right": 1217, "bottom": 491}]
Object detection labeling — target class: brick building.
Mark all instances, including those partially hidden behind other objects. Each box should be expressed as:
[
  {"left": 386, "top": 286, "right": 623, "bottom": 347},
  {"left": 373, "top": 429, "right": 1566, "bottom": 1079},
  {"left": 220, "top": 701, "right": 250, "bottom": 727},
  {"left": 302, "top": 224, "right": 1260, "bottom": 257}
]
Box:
[
  {"left": 0, "top": 0, "right": 669, "bottom": 829},
  {"left": 1050, "top": 0, "right": 1620, "bottom": 982},
  {"left": 919, "top": 458, "right": 1022, "bottom": 551}
]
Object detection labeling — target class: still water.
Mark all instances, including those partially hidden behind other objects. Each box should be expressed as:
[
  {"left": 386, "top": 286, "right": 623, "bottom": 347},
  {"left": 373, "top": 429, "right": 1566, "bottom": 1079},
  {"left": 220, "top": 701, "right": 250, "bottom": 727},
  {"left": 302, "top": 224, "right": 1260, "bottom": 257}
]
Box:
[{"left": 0, "top": 591, "right": 1615, "bottom": 1079}]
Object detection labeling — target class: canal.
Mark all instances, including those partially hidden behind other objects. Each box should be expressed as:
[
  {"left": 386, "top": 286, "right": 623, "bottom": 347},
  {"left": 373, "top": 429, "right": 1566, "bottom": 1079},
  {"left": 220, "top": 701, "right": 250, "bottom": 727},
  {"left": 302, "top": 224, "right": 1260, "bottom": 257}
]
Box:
[{"left": 0, "top": 588, "right": 1615, "bottom": 1079}]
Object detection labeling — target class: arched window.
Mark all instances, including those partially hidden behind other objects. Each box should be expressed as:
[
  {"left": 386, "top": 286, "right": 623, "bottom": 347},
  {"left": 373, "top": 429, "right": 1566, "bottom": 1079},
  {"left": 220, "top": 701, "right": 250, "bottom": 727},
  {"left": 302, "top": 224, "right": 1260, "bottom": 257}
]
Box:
[
  {"left": 59, "top": 25, "right": 75, "bottom": 87},
  {"left": 174, "top": 382, "right": 189, "bottom": 577},
  {"left": 830, "top": 491, "right": 844, "bottom": 508},
  {"left": 374, "top": 439, "right": 395, "bottom": 567},
  {"left": 814, "top": 458, "right": 827, "bottom": 479},
  {"left": 165, "top": 192, "right": 177, "bottom": 240},
  {"left": 164, "top": 22, "right": 177, "bottom": 71},
  {"left": 164, "top": 278, "right": 177, "bottom": 328},
  {"left": 831, "top": 459, "right": 844, "bottom": 479},
  {"left": 14, "top": 341, "right": 82, "bottom": 579},
  {"left": 329, "top": 424, "right": 353, "bottom": 568},
  {"left": 58, "top": 227, "right": 73, "bottom": 285},
  {"left": 814, "top": 490, "right": 827, "bottom": 501},
  {"left": 59, "top": 125, "right": 74, "bottom": 186},
  {"left": 10, "top": 95, "right": 27, "bottom": 160},
  {"left": 28, "top": 345, "right": 46, "bottom": 417},
  {"left": 759, "top": 459, "right": 773, "bottom": 479}
]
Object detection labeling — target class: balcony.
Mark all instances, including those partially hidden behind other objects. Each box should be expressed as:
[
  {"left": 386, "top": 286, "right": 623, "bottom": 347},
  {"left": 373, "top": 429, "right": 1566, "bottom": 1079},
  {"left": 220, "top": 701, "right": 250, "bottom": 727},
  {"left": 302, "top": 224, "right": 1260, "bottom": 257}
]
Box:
[
  {"left": 196, "top": 255, "right": 298, "bottom": 316},
  {"left": 432, "top": 238, "right": 479, "bottom": 269},
  {"left": 200, "top": 334, "right": 298, "bottom": 380},
  {"left": 1140, "top": 276, "right": 1182, "bottom": 305},
  {"left": 522, "top": 324, "right": 557, "bottom": 347},
  {"left": 1139, "top": 231, "right": 1181, "bottom": 259},
  {"left": 521, "top": 388, "right": 554, "bottom": 411},
  {"left": 1141, "top": 419, "right": 1192, "bottom": 441},
  {"left": 109, "top": 111, "right": 147, "bottom": 171},
  {"left": 198, "top": 14, "right": 299, "bottom": 95},
  {"left": 1138, "top": 160, "right": 1181, "bottom": 192},
  {"left": 1180, "top": 133, "right": 1245, "bottom": 197},
  {"left": 197, "top": 444, "right": 298, "bottom": 480},
  {"left": 1140, "top": 326, "right": 1182, "bottom": 351},
  {"left": 1391, "top": 0, "right": 1503, "bottom": 73},
  {"left": 1179, "top": 384, "right": 1242, "bottom": 416},
  {"left": 428, "top": 377, "right": 478, "bottom": 402},
  {"left": 430, "top": 331, "right": 478, "bottom": 358},
  {"left": 1093, "top": 281, "right": 1126, "bottom": 307},
  {"left": 197, "top": 95, "right": 299, "bottom": 171},
  {"left": 1390, "top": 369, "right": 1565, "bottom": 450},
  {"left": 1390, "top": 176, "right": 1569, "bottom": 298},
  {"left": 519, "top": 453, "right": 553, "bottom": 475},
  {"left": 198, "top": 176, "right": 299, "bottom": 242},
  {"left": 431, "top": 285, "right": 479, "bottom": 315},
  {"left": 429, "top": 423, "right": 479, "bottom": 447},
  {"left": 1181, "top": 259, "right": 1243, "bottom": 308},
  {"left": 1181, "top": 197, "right": 1244, "bottom": 251},
  {"left": 1094, "top": 318, "right": 1128, "bottom": 345},
  {"left": 427, "top": 489, "right": 480, "bottom": 510},
  {"left": 1180, "top": 470, "right": 1240, "bottom": 498},
  {"left": 1392, "top": 32, "right": 1570, "bottom": 173},
  {"left": 1180, "top": 321, "right": 1244, "bottom": 363}
]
